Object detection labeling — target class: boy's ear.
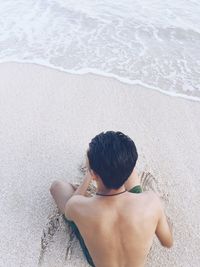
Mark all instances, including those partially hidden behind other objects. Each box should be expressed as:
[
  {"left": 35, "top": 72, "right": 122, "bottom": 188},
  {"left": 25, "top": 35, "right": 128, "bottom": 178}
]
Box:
[{"left": 90, "top": 170, "right": 98, "bottom": 181}]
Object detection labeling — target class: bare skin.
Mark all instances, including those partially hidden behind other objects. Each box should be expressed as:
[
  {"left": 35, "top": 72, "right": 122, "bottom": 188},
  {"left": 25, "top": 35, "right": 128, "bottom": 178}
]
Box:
[{"left": 50, "top": 168, "right": 173, "bottom": 267}]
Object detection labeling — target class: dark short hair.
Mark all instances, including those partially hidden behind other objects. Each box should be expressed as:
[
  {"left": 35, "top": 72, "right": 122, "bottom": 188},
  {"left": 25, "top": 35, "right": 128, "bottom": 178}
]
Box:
[{"left": 87, "top": 131, "right": 138, "bottom": 189}]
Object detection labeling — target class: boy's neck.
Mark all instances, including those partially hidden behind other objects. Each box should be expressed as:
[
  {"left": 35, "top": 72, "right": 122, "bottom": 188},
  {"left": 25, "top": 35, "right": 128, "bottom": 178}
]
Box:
[{"left": 96, "top": 182, "right": 126, "bottom": 196}]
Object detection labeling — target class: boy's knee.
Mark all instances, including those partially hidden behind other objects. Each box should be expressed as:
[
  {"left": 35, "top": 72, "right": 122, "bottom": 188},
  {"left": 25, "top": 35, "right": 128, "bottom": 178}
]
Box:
[{"left": 50, "top": 180, "right": 62, "bottom": 195}]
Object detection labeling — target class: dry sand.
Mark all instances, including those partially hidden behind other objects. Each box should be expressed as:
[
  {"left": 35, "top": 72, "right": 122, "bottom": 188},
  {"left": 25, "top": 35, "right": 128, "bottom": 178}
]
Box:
[{"left": 0, "top": 62, "right": 200, "bottom": 267}]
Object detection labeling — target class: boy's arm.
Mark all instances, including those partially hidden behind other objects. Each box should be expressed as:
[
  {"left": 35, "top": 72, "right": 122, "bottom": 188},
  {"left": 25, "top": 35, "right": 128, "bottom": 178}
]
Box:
[
  {"left": 155, "top": 199, "right": 173, "bottom": 248},
  {"left": 72, "top": 156, "right": 92, "bottom": 196},
  {"left": 65, "top": 170, "right": 92, "bottom": 220},
  {"left": 65, "top": 194, "right": 84, "bottom": 221},
  {"left": 72, "top": 171, "right": 92, "bottom": 196}
]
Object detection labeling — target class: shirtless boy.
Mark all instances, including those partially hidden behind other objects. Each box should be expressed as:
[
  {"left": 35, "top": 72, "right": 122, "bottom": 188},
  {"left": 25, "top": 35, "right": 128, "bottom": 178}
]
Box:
[{"left": 50, "top": 131, "right": 173, "bottom": 267}]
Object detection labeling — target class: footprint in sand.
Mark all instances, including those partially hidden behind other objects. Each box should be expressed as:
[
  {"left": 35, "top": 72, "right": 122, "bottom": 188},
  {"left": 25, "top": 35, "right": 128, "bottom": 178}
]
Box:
[
  {"left": 38, "top": 209, "right": 64, "bottom": 265},
  {"left": 140, "top": 171, "right": 169, "bottom": 203}
]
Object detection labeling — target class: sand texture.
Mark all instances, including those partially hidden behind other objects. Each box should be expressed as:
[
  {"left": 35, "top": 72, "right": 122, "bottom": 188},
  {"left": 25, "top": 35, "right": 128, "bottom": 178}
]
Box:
[{"left": 0, "top": 62, "right": 200, "bottom": 267}]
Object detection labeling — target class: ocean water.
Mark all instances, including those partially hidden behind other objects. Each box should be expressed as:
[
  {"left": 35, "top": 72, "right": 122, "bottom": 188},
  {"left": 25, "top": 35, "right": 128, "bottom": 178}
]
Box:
[{"left": 0, "top": 0, "right": 200, "bottom": 101}]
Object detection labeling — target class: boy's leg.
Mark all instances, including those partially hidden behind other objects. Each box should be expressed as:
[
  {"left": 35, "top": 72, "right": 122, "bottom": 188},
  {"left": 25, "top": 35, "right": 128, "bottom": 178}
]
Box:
[{"left": 50, "top": 180, "right": 76, "bottom": 214}]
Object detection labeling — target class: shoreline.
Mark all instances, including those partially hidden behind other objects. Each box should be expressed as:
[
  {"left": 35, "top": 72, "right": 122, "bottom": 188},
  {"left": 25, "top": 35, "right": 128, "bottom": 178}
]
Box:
[
  {"left": 0, "top": 62, "right": 200, "bottom": 267},
  {"left": 1, "top": 60, "right": 199, "bottom": 103}
]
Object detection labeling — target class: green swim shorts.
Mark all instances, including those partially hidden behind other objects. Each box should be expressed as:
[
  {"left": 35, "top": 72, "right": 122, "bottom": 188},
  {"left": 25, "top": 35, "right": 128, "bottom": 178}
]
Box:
[{"left": 63, "top": 185, "right": 142, "bottom": 267}]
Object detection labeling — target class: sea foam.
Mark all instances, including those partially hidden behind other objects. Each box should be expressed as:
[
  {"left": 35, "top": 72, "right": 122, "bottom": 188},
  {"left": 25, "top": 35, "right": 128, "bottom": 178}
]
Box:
[{"left": 0, "top": 0, "right": 200, "bottom": 101}]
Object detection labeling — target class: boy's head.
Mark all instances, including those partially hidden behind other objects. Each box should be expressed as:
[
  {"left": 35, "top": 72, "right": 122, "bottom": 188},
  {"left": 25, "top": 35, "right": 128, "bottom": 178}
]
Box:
[{"left": 87, "top": 131, "right": 138, "bottom": 189}]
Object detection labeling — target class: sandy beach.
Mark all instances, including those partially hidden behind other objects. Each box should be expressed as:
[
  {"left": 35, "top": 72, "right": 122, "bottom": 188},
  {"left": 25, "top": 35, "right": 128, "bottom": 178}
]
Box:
[{"left": 0, "top": 62, "right": 200, "bottom": 267}]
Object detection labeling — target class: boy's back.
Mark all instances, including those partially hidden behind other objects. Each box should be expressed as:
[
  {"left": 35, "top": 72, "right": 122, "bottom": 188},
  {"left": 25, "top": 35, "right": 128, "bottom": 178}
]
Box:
[{"left": 70, "top": 190, "right": 172, "bottom": 267}]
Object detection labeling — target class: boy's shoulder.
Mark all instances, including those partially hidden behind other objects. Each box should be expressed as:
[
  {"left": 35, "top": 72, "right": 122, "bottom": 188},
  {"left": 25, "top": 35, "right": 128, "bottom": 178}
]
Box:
[
  {"left": 142, "top": 190, "right": 160, "bottom": 201},
  {"left": 136, "top": 190, "right": 163, "bottom": 215}
]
